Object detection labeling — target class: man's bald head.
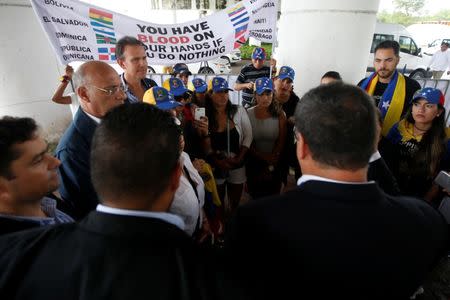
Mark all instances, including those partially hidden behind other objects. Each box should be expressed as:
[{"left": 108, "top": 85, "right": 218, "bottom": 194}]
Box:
[{"left": 74, "top": 61, "right": 125, "bottom": 118}]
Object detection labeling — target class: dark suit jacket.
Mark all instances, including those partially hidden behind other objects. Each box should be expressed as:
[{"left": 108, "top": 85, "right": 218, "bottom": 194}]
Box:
[
  {"left": 368, "top": 156, "right": 401, "bottom": 196},
  {"left": 55, "top": 108, "right": 98, "bottom": 220},
  {"left": 225, "top": 180, "right": 449, "bottom": 300},
  {"left": 0, "top": 211, "right": 232, "bottom": 300},
  {"left": 0, "top": 217, "right": 39, "bottom": 236}
]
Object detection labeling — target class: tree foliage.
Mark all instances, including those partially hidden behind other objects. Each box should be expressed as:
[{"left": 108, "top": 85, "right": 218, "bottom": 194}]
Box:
[
  {"left": 393, "top": 0, "right": 425, "bottom": 16},
  {"left": 377, "top": 8, "right": 450, "bottom": 27}
]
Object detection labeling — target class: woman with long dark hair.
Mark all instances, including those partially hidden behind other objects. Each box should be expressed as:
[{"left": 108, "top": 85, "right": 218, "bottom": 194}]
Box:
[
  {"left": 381, "top": 87, "right": 450, "bottom": 200},
  {"left": 204, "top": 77, "right": 252, "bottom": 217},
  {"left": 246, "top": 77, "right": 287, "bottom": 198}
]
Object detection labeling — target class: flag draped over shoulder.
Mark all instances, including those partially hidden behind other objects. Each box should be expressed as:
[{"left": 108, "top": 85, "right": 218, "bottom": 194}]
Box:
[
  {"left": 361, "top": 71, "right": 406, "bottom": 136},
  {"left": 30, "top": 0, "right": 278, "bottom": 65}
]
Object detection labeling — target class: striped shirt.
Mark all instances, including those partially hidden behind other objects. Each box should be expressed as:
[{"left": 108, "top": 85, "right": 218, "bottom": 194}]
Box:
[
  {"left": 0, "top": 197, "right": 74, "bottom": 226},
  {"left": 236, "top": 63, "right": 270, "bottom": 106}
]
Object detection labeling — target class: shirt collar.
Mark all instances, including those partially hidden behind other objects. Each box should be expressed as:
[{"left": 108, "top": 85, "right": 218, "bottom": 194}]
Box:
[
  {"left": 96, "top": 204, "right": 185, "bottom": 231},
  {"left": 0, "top": 197, "right": 63, "bottom": 226},
  {"left": 120, "top": 73, "right": 150, "bottom": 103},
  {"left": 369, "top": 151, "right": 381, "bottom": 163},
  {"left": 83, "top": 110, "right": 101, "bottom": 124},
  {"left": 297, "top": 174, "right": 374, "bottom": 186}
]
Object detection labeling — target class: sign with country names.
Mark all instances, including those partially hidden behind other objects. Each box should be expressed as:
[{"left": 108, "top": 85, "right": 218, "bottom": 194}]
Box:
[{"left": 30, "top": 0, "right": 278, "bottom": 65}]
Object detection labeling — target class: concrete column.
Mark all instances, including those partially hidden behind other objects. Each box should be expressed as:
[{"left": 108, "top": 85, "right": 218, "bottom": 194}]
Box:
[
  {"left": 275, "top": 0, "right": 380, "bottom": 96},
  {"left": 0, "top": 1, "right": 71, "bottom": 141}
]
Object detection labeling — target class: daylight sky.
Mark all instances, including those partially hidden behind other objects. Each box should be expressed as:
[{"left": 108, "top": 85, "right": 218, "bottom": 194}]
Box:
[{"left": 379, "top": 0, "right": 450, "bottom": 14}]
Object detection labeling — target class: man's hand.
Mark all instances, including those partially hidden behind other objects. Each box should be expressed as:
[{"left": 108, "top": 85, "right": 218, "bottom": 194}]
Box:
[
  {"left": 65, "top": 65, "right": 74, "bottom": 79},
  {"left": 246, "top": 82, "right": 254, "bottom": 90}
]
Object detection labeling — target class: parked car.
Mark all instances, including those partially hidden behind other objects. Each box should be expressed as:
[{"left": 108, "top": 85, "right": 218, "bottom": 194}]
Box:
[
  {"left": 220, "top": 49, "right": 241, "bottom": 65},
  {"left": 147, "top": 57, "right": 231, "bottom": 75},
  {"left": 367, "top": 22, "right": 431, "bottom": 79}
]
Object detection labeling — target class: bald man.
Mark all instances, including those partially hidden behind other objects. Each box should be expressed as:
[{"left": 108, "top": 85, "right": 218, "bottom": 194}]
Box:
[{"left": 55, "top": 61, "right": 126, "bottom": 219}]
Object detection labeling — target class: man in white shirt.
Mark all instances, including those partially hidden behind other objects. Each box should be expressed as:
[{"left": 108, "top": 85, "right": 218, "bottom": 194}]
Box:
[{"left": 428, "top": 42, "right": 450, "bottom": 79}]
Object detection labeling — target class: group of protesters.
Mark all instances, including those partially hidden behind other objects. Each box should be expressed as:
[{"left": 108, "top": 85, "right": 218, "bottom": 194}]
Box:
[{"left": 0, "top": 36, "right": 448, "bottom": 299}]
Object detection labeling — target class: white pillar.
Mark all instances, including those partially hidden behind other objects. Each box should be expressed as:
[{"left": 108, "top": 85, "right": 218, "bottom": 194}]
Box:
[
  {"left": 0, "top": 1, "right": 71, "bottom": 141},
  {"left": 276, "top": 0, "right": 380, "bottom": 96}
]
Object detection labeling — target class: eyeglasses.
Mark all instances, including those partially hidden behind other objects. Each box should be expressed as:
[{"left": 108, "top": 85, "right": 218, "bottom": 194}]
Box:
[{"left": 90, "top": 83, "right": 125, "bottom": 96}]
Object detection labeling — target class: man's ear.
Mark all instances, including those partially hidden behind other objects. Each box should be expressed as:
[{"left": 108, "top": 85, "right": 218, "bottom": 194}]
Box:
[
  {"left": 296, "top": 132, "right": 309, "bottom": 161},
  {"left": 77, "top": 86, "right": 90, "bottom": 103},
  {"left": 0, "top": 177, "right": 12, "bottom": 203},
  {"left": 117, "top": 58, "right": 126, "bottom": 69}
]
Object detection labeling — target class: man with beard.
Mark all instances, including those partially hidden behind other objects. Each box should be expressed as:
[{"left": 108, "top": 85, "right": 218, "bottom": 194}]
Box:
[
  {"left": 358, "top": 40, "right": 421, "bottom": 136},
  {"left": 116, "top": 36, "right": 157, "bottom": 104}
]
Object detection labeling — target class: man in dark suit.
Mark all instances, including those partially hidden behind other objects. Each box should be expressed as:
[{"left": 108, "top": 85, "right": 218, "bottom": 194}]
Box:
[
  {"left": 225, "top": 83, "right": 449, "bottom": 299},
  {"left": 0, "top": 103, "right": 230, "bottom": 300},
  {"left": 55, "top": 61, "right": 126, "bottom": 219}
]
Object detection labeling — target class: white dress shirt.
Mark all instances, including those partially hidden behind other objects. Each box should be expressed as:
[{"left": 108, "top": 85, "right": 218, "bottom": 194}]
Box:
[
  {"left": 429, "top": 50, "right": 450, "bottom": 71},
  {"left": 96, "top": 204, "right": 185, "bottom": 230},
  {"left": 169, "top": 151, "right": 205, "bottom": 236},
  {"left": 297, "top": 174, "right": 374, "bottom": 186}
]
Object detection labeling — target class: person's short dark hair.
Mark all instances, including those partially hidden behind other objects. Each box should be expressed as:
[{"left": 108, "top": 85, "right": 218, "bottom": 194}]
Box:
[
  {"left": 374, "top": 40, "right": 400, "bottom": 57},
  {"left": 0, "top": 116, "right": 38, "bottom": 179},
  {"left": 90, "top": 103, "right": 181, "bottom": 202},
  {"left": 442, "top": 42, "right": 449, "bottom": 47},
  {"left": 321, "top": 71, "right": 342, "bottom": 81},
  {"left": 295, "top": 83, "right": 376, "bottom": 170},
  {"left": 115, "top": 36, "right": 145, "bottom": 60}
]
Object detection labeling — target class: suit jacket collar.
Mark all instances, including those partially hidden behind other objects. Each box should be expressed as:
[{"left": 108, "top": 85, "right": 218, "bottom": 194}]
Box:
[
  {"left": 73, "top": 108, "right": 98, "bottom": 143},
  {"left": 79, "top": 211, "right": 190, "bottom": 240},
  {"left": 297, "top": 180, "right": 383, "bottom": 202}
]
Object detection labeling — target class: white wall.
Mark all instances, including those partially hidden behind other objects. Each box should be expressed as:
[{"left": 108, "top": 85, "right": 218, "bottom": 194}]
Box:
[
  {"left": 0, "top": 2, "right": 72, "bottom": 141},
  {"left": 276, "top": 0, "right": 380, "bottom": 96}
]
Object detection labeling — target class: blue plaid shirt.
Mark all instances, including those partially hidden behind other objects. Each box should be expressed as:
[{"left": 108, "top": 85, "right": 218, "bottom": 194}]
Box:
[
  {"left": 0, "top": 197, "right": 74, "bottom": 226},
  {"left": 120, "top": 73, "right": 157, "bottom": 104}
]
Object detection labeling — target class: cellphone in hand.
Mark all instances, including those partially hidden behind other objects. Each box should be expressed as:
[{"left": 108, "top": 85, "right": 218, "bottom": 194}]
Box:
[
  {"left": 195, "top": 107, "right": 205, "bottom": 120},
  {"left": 434, "top": 170, "right": 450, "bottom": 190}
]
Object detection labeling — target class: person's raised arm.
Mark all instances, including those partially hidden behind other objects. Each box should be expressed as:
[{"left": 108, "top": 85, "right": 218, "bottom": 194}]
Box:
[{"left": 52, "top": 65, "right": 74, "bottom": 105}]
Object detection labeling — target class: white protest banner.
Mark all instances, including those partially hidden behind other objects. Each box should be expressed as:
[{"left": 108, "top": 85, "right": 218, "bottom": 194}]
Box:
[{"left": 30, "top": 0, "right": 278, "bottom": 65}]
